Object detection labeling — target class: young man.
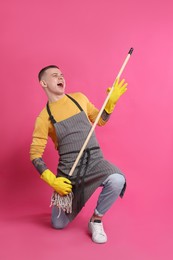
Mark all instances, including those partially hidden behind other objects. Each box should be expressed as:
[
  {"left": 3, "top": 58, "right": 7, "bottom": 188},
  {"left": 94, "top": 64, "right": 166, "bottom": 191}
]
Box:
[{"left": 30, "top": 65, "right": 127, "bottom": 244}]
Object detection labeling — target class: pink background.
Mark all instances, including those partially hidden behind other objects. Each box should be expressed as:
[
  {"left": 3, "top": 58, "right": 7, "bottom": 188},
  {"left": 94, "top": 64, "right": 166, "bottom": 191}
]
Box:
[{"left": 1, "top": 0, "right": 173, "bottom": 259}]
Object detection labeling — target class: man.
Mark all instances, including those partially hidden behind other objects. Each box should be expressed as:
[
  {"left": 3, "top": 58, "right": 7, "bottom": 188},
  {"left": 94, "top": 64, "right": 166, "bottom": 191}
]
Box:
[{"left": 30, "top": 65, "right": 127, "bottom": 244}]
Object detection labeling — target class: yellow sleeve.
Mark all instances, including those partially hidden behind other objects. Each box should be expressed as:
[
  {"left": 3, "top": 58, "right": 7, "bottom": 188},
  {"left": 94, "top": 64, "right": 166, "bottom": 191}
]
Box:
[
  {"left": 30, "top": 116, "right": 49, "bottom": 161},
  {"left": 81, "top": 94, "right": 107, "bottom": 126}
]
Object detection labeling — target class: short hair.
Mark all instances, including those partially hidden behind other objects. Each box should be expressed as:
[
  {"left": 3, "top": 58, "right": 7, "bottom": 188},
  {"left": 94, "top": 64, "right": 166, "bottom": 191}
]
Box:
[{"left": 38, "top": 65, "right": 59, "bottom": 81}]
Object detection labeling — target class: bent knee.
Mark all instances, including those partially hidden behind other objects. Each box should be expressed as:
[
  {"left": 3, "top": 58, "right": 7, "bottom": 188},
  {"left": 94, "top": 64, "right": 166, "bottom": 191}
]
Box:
[
  {"left": 51, "top": 207, "right": 70, "bottom": 229},
  {"left": 51, "top": 219, "right": 69, "bottom": 229},
  {"left": 108, "top": 174, "right": 126, "bottom": 189}
]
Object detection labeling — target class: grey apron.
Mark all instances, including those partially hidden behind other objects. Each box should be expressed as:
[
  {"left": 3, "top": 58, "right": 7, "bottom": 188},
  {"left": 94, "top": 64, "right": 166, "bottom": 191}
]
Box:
[{"left": 46, "top": 94, "right": 126, "bottom": 221}]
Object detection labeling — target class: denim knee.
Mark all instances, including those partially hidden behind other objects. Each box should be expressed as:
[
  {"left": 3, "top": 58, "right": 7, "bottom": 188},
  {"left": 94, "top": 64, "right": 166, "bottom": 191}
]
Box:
[
  {"left": 104, "top": 173, "right": 125, "bottom": 190},
  {"left": 51, "top": 219, "right": 69, "bottom": 229},
  {"left": 51, "top": 207, "right": 69, "bottom": 229}
]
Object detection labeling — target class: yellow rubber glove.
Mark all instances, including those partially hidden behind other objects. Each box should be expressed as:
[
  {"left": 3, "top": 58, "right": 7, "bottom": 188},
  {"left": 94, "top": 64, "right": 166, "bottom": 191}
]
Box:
[
  {"left": 105, "top": 78, "right": 128, "bottom": 114},
  {"left": 40, "top": 169, "right": 72, "bottom": 196}
]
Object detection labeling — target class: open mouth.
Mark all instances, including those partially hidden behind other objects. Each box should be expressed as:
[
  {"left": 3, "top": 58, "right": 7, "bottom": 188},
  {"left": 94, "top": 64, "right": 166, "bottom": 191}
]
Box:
[{"left": 57, "top": 83, "right": 63, "bottom": 87}]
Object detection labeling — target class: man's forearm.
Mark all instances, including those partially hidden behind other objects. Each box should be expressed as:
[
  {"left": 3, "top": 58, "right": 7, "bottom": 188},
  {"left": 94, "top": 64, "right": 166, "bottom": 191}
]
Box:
[{"left": 32, "top": 158, "right": 48, "bottom": 175}]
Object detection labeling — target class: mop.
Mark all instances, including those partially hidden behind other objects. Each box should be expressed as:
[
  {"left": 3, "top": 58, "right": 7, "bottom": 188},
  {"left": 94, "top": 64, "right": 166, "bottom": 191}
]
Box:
[{"left": 50, "top": 48, "right": 134, "bottom": 213}]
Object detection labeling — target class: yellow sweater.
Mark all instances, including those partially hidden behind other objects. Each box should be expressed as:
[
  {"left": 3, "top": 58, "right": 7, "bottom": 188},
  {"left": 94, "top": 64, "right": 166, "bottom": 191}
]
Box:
[{"left": 30, "top": 93, "right": 107, "bottom": 161}]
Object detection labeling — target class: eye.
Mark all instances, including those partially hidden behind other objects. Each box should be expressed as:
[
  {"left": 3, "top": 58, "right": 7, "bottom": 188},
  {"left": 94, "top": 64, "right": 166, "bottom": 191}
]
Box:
[{"left": 51, "top": 73, "right": 58, "bottom": 78}]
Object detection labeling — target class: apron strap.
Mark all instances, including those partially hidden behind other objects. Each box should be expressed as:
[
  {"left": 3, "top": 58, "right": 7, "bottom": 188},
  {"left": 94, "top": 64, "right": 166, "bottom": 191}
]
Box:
[
  {"left": 66, "top": 94, "right": 83, "bottom": 111},
  {"left": 46, "top": 102, "right": 56, "bottom": 124},
  {"left": 68, "top": 147, "right": 100, "bottom": 212}
]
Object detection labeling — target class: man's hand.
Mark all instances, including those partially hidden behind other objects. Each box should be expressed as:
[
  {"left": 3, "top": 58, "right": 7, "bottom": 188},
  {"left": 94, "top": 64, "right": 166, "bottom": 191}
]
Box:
[
  {"left": 105, "top": 78, "right": 128, "bottom": 114},
  {"left": 53, "top": 177, "right": 72, "bottom": 196},
  {"left": 41, "top": 169, "right": 72, "bottom": 196}
]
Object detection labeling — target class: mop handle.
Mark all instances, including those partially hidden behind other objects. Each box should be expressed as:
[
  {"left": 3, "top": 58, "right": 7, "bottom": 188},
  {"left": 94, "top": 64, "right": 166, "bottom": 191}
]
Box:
[{"left": 68, "top": 48, "right": 134, "bottom": 176}]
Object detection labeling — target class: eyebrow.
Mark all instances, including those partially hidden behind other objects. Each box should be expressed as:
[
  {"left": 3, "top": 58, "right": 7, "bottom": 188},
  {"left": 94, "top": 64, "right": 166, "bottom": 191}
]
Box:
[{"left": 51, "top": 73, "right": 63, "bottom": 76}]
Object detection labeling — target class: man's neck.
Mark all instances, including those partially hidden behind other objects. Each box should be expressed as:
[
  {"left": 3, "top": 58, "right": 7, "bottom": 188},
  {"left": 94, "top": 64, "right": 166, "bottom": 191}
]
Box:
[{"left": 47, "top": 93, "right": 65, "bottom": 103}]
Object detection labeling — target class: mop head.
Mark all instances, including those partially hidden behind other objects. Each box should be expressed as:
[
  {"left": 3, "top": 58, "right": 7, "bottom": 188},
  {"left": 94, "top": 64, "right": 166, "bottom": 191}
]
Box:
[{"left": 50, "top": 191, "right": 74, "bottom": 214}]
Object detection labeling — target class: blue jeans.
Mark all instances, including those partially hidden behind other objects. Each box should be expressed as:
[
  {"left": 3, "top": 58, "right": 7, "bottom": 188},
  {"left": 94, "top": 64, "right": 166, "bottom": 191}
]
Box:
[{"left": 51, "top": 173, "right": 125, "bottom": 229}]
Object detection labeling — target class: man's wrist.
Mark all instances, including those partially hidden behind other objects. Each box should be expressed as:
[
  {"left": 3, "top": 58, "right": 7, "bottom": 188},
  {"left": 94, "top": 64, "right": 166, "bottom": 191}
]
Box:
[{"left": 101, "top": 110, "right": 111, "bottom": 121}]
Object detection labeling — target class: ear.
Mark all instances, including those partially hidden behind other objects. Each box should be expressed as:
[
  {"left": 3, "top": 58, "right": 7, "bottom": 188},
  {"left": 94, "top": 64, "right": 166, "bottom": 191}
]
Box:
[{"left": 40, "top": 80, "right": 47, "bottom": 88}]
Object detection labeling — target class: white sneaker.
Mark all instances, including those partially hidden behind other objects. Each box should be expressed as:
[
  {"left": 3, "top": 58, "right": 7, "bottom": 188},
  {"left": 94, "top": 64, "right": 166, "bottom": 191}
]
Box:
[{"left": 88, "top": 220, "right": 107, "bottom": 243}]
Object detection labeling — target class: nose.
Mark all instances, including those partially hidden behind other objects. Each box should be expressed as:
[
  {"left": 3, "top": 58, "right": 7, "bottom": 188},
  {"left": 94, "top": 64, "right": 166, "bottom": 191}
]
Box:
[{"left": 58, "top": 75, "right": 63, "bottom": 81}]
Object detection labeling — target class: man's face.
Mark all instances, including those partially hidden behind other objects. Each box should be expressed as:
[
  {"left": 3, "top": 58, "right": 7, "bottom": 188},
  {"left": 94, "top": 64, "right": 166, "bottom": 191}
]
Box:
[{"left": 41, "top": 67, "right": 66, "bottom": 95}]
